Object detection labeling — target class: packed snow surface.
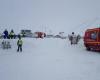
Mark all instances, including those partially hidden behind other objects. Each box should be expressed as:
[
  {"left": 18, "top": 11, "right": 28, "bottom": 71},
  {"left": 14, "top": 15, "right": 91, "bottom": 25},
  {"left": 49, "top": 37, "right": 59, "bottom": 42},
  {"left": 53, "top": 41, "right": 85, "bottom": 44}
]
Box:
[{"left": 0, "top": 38, "right": 100, "bottom": 80}]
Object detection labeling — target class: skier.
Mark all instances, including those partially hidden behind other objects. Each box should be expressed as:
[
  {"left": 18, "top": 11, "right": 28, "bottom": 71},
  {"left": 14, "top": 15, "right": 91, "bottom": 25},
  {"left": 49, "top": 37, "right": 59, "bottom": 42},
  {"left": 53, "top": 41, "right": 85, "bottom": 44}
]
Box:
[{"left": 17, "top": 37, "right": 23, "bottom": 52}]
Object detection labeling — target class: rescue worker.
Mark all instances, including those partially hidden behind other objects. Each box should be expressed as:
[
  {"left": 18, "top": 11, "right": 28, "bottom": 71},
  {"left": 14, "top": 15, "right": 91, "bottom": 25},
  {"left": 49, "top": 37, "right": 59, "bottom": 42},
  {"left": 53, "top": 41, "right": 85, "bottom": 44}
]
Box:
[
  {"left": 69, "top": 32, "right": 77, "bottom": 45},
  {"left": 9, "top": 29, "right": 15, "bottom": 39},
  {"left": 17, "top": 37, "right": 23, "bottom": 52},
  {"left": 3, "top": 29, "right": 9, "bottom": 39}
]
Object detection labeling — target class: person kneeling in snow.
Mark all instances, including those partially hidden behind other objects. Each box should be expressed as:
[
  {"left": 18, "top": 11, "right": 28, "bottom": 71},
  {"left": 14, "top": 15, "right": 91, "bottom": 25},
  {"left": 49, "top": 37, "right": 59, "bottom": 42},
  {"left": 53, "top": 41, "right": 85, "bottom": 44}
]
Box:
[{"left": 17, "top": 37, "right": 23, "bottom": 52}]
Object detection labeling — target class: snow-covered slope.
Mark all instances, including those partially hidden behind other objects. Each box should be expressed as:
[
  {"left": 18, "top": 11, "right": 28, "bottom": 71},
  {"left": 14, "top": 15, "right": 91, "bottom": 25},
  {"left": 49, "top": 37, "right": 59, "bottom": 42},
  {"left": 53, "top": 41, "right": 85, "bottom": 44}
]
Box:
[{"left": 0, "top": 38, "right": 100, "bottom": 80}]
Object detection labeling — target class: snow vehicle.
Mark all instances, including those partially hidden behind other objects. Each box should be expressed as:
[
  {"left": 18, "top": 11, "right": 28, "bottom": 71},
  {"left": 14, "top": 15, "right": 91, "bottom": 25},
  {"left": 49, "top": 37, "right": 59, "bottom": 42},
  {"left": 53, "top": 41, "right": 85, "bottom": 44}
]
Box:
[
  {"left": 54, "top": 32, "right": 67, "bottom": 39},
  {"left": 46, "top": 34, "right": 54, "bottom": 38},
  {"left": 34, "top": 32, "right": 46, "bottom": 38},
  {"left": 84, "top": 27, "right": 100, "bottom": 51},
  {"left": 20, "top": 30, "right": 33, "bottom": 37}
]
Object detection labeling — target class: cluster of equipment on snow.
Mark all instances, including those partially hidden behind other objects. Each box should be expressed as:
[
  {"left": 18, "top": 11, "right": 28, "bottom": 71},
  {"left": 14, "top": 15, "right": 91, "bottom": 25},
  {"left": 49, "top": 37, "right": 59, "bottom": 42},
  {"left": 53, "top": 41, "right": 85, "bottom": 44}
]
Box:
[{"left": 0, "top": 40, "right": 11, "bottom": 49}]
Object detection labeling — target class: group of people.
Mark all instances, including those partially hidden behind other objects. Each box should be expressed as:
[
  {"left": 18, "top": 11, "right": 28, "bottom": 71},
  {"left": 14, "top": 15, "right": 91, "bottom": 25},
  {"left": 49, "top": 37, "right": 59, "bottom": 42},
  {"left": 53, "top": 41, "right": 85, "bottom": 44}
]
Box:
[
  {"left": 3, "top": 29, "right": 16, "bottom": 39},
  {"left": 0, "top": 29, "right": 23, "bottom": 52},
  {"left": 1, "top": 35, "right": 23, "bottom": 52},
  {"left": 68, "top": 32, "right": 81, "bottom": 45}
]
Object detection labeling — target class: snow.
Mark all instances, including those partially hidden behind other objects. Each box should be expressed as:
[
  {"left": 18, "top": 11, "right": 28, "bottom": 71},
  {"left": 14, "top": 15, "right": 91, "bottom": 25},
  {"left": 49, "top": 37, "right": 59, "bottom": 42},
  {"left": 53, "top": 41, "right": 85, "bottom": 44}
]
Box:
[{"left": 0, "top": 38, "right": 100, "bottom": 80}]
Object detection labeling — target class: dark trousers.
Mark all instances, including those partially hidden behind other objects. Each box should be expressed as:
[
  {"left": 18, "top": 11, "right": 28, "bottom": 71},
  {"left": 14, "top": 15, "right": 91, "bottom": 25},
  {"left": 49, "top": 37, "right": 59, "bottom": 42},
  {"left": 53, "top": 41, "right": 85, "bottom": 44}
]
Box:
[
  {"left": 17, "top": 45, "right": 22, "bottom": 52},
  {"left": 4, "top": 35, "right": 9, "bottom": 39}
]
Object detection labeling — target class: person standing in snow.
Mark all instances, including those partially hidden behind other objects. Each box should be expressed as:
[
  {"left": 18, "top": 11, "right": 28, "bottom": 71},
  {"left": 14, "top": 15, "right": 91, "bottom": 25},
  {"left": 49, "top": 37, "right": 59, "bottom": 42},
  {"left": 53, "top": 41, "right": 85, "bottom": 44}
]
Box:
[
  {"left": 3, "top": 29, "right": 9, "bottom": 39},
  {"left": 17, "top": 37, "right": 23, "bottom": 52},
  {"left": 69, "top": 32, "right": 77, "bottom": 45},
  {"left": 9, "top": 29, "right": 15, "bottom": 39}
]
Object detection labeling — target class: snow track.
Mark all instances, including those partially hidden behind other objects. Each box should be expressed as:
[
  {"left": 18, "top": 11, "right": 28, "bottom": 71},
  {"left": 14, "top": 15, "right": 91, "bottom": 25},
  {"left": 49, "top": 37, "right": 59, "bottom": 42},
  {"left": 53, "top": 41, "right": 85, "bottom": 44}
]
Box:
[{"left": 0, "top": 38, "right": 100, "bottom": 80}]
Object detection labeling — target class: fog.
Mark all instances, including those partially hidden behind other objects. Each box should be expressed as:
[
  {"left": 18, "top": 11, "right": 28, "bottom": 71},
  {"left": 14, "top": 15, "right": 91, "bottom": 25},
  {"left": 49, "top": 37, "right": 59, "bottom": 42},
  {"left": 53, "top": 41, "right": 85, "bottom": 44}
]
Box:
[{"left": 0, "top": 0, "right": 100, "bottom": 35}]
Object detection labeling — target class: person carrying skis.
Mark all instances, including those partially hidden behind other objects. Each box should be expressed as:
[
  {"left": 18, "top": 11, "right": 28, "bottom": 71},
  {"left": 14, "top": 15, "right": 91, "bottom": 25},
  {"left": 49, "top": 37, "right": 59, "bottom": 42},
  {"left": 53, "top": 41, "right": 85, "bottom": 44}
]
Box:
[{"left": 17, "top": 37, "right": 23, "bottom": 52}]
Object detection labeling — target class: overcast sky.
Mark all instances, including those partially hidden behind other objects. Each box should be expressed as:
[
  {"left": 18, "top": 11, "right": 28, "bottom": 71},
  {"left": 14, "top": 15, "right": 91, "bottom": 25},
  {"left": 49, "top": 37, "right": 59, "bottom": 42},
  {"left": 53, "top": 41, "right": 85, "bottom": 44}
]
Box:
[{"left": 0, "top": 0, "right": 100, "bottom": 34}]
